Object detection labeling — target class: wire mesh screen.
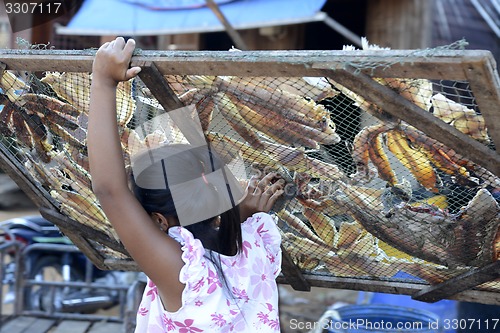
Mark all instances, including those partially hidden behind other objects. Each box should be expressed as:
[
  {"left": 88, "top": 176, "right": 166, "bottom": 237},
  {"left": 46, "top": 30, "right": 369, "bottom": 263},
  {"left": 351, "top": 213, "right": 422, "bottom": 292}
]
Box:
[{"left": 0, "top": 47, "right": 499, "bottom": 299}]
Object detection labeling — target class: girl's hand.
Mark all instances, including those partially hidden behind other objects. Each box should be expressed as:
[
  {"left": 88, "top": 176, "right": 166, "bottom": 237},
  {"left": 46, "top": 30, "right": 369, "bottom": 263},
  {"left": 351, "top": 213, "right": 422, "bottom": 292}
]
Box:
[
  {"left": 239, "top": 172, "right": 285, "bottom": 221},
  {"left": 92, "top": 37, "right": 141, "bottom": 86}
]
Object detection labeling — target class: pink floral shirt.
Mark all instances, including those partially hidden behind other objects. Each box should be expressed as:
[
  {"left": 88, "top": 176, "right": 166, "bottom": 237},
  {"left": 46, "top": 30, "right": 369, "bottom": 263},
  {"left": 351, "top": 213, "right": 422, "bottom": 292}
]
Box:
[{"left": 135, "top": 212, "right": 282, "bottom": 332}]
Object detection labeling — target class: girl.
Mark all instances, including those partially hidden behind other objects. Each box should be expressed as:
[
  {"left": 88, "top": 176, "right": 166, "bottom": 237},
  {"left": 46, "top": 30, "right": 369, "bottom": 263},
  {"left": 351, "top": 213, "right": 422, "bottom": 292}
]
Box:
[{"left": 88, "top": 37, "right": 285, "bottom": 332}]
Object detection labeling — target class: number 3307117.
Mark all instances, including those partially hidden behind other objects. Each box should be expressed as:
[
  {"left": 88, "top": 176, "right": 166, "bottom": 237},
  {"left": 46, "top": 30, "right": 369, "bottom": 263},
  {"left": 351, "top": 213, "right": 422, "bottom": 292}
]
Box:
[{"left": 5, "top": 2, "right": 62, "bottom": 14}]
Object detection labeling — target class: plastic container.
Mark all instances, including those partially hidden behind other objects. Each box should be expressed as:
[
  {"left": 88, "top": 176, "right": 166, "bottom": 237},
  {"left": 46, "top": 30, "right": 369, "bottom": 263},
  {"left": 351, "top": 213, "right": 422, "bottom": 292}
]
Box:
[
  {"left": 325, "top": 304, "right": 442, "bottom": 333},
  {"left": 357, "top": 292, "right": 457, "bottom": 333}
]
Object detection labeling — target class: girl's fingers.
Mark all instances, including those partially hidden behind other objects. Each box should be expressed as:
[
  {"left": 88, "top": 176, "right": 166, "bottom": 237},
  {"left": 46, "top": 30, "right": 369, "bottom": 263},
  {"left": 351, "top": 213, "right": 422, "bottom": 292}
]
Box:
[
  {"left": 268, "top": 189, "right": 284, "bottom": 208},
  {"left": 98, "top": 42, "right": 111, "bottom": 51},
  {"left": 258, "top": 172, "right": 277, "bottom": 189},
  {"left": 114, "top": 37, "right": 126, "bottom": 49},
  {"left": 260, "top": 189, "right": 284, "bottom": 211},
  {"left": 125, "top": 66, "right": 142, "bottom": 79},
  {"left": 247, "top": 176, "right": 259, "bottom": 193},
  {"left": 264, "top": 179, "right": 284, "bottom": 194},
  {"left": 260, "top": 180, "right": 284, "bottom": 208},
  {"left": 123, "top": 38, "right": 136, "bottom": 56}
]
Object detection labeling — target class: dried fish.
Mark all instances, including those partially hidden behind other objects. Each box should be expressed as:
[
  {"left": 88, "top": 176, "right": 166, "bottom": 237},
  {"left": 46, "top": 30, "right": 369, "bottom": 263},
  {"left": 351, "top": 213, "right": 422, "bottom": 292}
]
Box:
[
  {"left": 41, "top": 72, "right": 91, "bottom": 112},
  {"left": 337, "top": 185, "right": 500, "bottom": 268},
  {"left": 208, "top": 132, "right": 278, "bottom": 167},
  {"left": 432, "top": 93, "right": 489, "bottom": 143},
  {"left": 213, "top": 92, "right": 265, "bottom": 150},
  {"left": 0, "top": 70, "right": 29, "bottom": 103},
  {"left": 20, "top": 93, "right": 81, "bottom": 120},
  {"left": 263, "top": 142, "right": 344, "bottom": 181},
  {"left": 351, "top": 123, "right": 393, "bottom": 182},
  {"left": 195, "top": 96, "right": 215, "bottom": 133},
  {"left": 225, "top": 91, "right": 320, "bottom": 148},
  {"left": 302, "top": 207, "right": 337, "bottom": 246},
  {"left": 386, "top": 129, "right": 438, "bottom": 192},
  {"left": 368, "top": 134, "right": 397, "bottom": 185}
]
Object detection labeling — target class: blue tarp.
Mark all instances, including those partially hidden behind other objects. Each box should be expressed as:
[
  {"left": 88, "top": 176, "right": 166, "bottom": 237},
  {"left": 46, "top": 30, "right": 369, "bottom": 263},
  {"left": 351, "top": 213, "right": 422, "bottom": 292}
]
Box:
[
  {"left": 57, "top": 0, "right": 327, "bottom": 36},
  {"left": 120, "top": 0, "right": 239, "bottom": 10}
]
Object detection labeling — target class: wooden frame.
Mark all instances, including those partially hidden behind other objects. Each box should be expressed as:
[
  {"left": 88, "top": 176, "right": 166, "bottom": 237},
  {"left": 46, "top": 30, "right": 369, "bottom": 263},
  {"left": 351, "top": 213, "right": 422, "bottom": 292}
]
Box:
[{"left": 0, "top": 48, "right": 499, "bottom": 304}]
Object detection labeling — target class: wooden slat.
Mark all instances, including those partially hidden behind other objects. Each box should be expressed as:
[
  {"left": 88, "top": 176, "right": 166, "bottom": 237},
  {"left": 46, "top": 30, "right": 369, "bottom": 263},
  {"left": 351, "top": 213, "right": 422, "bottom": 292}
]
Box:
[
  {"left": 412, "top": 261, "right": 500, "bottom": 303},
  {"left": 464, "top": 54, "right": 500, "bottom": 149},
  {"left": 279, "top": 245, "right": 311, "bottom": 292},
  {"left": 56, "top": 225, "right": 110, "bottom": 271},
  {"left": 39, "top": 207, "right": 128, "bottom": 257},
  {"left": 0, "top": 316, "right": 37, "bottom": 333},
  {"left": 276, "top": 274, "right": 429, "bottom": 298},
  {"left": 136, "top": 61, "right": 185, "bottom": 111},
  {"left": 136, "top": 61, "right": 206, "bottom": 146},
  {"left": 103, "top": 258, "right": 140, "bottom": 271},
  {"left": 0, "top": 317, "right": 55, "bottom": 333},
  {"left": 87, "top": 322, "right": 123, "bottom": 333},
  {"left": 0, "top": 49, "right": 493, "bottom": 80},
  {"left": 277, "top": 274, "right": 500, "bottom": 305},
  {"left": 139, "top": 50, "right": 491, "bottom": 80},
  {"left": 51, "top": 320, "right": 91, "bottom": 333},
  {"left": 328, "top": 68, "right": 500, "bottom": 177}
]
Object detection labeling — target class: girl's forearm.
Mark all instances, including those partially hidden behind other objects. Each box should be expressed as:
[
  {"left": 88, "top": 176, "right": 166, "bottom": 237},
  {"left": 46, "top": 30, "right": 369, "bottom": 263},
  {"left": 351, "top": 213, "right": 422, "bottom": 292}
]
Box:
[{"left": 88, "top": 79, "right": 128, "bottom": 196}]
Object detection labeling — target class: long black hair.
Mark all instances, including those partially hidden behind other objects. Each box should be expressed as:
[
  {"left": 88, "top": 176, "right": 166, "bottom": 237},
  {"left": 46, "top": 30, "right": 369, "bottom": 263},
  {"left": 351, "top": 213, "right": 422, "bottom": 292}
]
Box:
[{"left": 130, "top": 144, "right": 243, "bottom": 292}]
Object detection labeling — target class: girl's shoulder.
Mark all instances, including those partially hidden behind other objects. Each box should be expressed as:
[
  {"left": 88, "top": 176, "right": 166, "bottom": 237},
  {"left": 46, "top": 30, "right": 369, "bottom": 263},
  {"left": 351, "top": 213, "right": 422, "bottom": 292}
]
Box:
[
  {"left": 242, "top": 211, "right": 277, "bottom": 227},
  {"left": 242, "top": 212, "right": 279, "bottom": 229},
  {"left": 168, "top": 226, "right": 207, "bottom": 283},
  {"left": 242, "top": 212, "right": 281, "bottom": 249}
]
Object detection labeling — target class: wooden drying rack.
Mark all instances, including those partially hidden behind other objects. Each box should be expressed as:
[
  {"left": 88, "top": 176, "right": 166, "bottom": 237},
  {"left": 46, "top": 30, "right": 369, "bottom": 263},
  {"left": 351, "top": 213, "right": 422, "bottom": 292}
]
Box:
[{"left": 0, "top": 48, "right": 499, "bottom": 305}]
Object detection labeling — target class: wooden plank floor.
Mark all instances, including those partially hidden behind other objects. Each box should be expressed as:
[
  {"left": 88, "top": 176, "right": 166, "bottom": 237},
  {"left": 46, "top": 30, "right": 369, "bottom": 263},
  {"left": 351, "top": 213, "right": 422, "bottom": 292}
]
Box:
[{"left": 0, "top": 317, "right": 123, "bottom": 333}]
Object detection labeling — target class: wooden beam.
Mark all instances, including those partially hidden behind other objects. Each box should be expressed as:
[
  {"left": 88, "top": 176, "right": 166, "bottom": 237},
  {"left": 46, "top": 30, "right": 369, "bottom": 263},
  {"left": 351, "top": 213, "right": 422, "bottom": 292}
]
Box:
[
  {"left": 464, "top": 54, "right": 500, "bottom": 149},
  {"left": 135, "top": 61, "right": 185, "bottom": 111},
  {"left": 412, "top": 261, "right": 500, "bottom": 303},
  {"left": 277, "top": 274, "right": 500, "bottom": 305},
  {"left": 280, "top": 245, "right": 311, "bottom": 292},
  {"left": 103, "top": 258, "right": 140, "bottom": 272},
  {"left": 39, "top": 207, "right": 129, "bottom": 257},
  {"left": 328, "top": 68, "right": 500, "bottom": 177},
  {"left": 56, "top": 224, "right": 110, "bottom": 271},
  {"left": 135, "top": 61, "right": 206, "bottom": 145},
  {"left": 0, "top": 49, "right": 494, "bottom": 80},
  {"left": 277, "top": 274, "right": 428, "bottom": 296}
]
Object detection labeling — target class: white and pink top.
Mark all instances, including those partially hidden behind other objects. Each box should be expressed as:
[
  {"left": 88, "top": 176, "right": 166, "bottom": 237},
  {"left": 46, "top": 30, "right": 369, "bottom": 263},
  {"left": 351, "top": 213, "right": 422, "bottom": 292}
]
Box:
[{"left": 135, "top": 212, "right": 282, "bottom": 332}]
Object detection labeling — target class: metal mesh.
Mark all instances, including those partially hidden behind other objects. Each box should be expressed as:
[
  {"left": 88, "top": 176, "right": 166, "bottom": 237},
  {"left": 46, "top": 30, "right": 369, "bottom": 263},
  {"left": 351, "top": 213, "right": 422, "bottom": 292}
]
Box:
[{"left": 0, "top": 50, "right": 498, "bottom": 293}]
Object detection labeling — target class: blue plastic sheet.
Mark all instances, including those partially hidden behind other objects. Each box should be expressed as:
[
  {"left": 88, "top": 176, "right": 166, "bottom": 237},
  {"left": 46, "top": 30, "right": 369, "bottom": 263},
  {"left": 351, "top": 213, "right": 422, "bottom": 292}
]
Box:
[{"left": 58, "top": 0, "right": 327, "bottom": 35}]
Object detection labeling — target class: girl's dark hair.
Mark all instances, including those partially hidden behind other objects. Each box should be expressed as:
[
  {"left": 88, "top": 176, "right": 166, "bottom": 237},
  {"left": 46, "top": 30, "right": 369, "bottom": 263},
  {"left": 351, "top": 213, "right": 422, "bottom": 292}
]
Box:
[{"left": 130, "top": 144, "right": 243, "bottom": 292}]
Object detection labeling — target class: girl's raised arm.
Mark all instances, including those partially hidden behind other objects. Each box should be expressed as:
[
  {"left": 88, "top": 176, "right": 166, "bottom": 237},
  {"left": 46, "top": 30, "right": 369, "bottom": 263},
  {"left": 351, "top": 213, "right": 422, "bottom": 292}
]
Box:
[
  {"left": 89, "top": 38, "right": 140, "bottom": 197},
  {"left": 88, "top": 38, "right": 185, "bottom": 300}
]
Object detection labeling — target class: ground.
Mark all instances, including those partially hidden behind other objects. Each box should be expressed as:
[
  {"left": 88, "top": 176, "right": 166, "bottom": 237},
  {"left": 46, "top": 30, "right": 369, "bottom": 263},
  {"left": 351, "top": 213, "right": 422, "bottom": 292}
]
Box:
[{"left": 279, "top": 285, "right": 359, "bottom": 333}]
